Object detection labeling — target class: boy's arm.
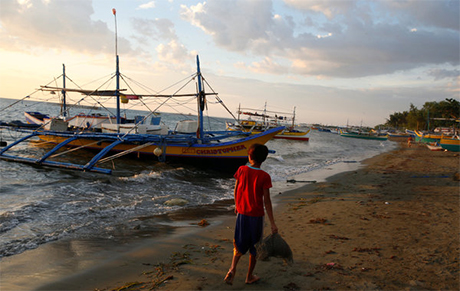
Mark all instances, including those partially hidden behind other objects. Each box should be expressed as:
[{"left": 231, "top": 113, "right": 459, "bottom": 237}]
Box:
[
  {"left": 233, "top": 180, "right": 239, "bottom": 214},
  {"left": 263, "top": 188, "right": 278, "bottom": 234}
]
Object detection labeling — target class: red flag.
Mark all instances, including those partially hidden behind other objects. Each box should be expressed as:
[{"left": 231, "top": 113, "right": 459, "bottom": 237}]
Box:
[{"left": 112, "top": 8, "right": 116, "bottom": 15}]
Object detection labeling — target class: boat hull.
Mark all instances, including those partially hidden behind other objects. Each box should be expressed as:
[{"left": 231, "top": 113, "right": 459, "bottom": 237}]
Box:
[
  {"left": 35, "top": 128, "right": 283, "bottom": 173},
  {"left": 426, "top": 144, "right": 444, "bottom": 151},
  {"left": 414, "top": 131, "right": 442, "bottom": 143},
  {"left": 25, "top": 112, "right": 49, "bottom": 125},
  {"left": 439, "top": 138, "right": 460, "bottom": 152},
  {"left": 340, "top": 132, "right": 388, "bottom": 140},
  {"left": 227, "top": 125, "right": 310, "bottom": 141},
  {"left": 272, "top": 129, "right": 310, "bottom": 141}
]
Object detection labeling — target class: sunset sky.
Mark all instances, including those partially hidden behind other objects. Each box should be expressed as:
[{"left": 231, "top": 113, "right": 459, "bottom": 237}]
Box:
[{"left": 0, "top": 0, "right": 458, "bottom": 127}]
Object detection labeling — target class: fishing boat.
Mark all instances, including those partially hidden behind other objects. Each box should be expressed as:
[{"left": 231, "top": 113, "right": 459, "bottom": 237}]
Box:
[
  {"left": 226, "top": 104, "right": 310, "bottom": 141},
  {"left": 339, "top": 129, "right": 388, "bottom": 141},
  {"left": 387, "top": 131, "right": 414, "bottom": 142},
  {"left": 24, "top": 111, "right": 50, "bottom": 125},
  {"left": 439, "top": 136, "right": 460, "bottom": 152},
  {"left": 414, "top": 130, "right": 442, "bottom": 144},
  {"left": 0, "top": 11, "right": 283, "bottom": 174},
  {"left": 0, "top": 56, "right": 283, "bottom": 174},
  {"left": 27, "top": 65, "right": 144, "bottom": 132}
]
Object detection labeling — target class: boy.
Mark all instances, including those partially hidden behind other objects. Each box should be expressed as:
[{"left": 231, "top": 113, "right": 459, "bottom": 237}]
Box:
[{"left": 224, "top": 143, "right": 278, "bottom": 285}]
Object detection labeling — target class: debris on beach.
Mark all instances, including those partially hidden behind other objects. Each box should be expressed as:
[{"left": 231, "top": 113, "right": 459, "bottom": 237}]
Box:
[
  {"left": 110, "top": 281, "right": 145, "bottom": 291},
  {"left": 352, "top": 247, "right": 381, "bottom": 254},
  {"left": 309, "top": 218, "right": 331, "bottom": 225},
  {"left": 283, "top": 282, "right": 300, "bottom": 290},
  {"left": 286, "top": 179, "right": 317, "bottom": 183},
  {"left": 318, "top": 262, "right": 344, "bottom": 271},
  {"left": 164, "top": 198, "right": 188, "bottom": 206},
  {"left": 329, "top": 234, "right": 350, "bottom": 240},
  {"left": 196, "top": 219, "right": 210, "bottom": 227}
]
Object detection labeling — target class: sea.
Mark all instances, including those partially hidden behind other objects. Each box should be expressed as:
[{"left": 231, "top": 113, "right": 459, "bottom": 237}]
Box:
[{"left": 0, "top": 97, "right": 397, "bottom": 260}]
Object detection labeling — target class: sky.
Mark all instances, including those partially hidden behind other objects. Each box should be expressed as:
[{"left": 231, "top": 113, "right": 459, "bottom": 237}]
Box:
[{"left": 0, "top": 0, "right": 459, "bottom": 127}]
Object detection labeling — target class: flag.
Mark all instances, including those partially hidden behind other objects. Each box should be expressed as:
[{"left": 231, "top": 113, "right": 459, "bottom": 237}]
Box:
[{"left": 112, "top": 8, "right": 116, "bottom": 15}]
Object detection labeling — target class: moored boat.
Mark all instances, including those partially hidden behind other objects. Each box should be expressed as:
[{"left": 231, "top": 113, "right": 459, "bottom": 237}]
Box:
[
  {"left": 439, "top": 136, "right": 460, "bottom": 152},
  {"left": 414, "top": 130, "right": 442, "bottom": 144},
  {"left": 339, "top": 130, "right": 388, "bottom": 141},
  {"left": 387, "top": 131, "right": 414, "bottom": 142},
  {"left": 226, "top": 104, "right": 310, "bottom": 141},
  {"left": 1, "top": 56, "right": 284, "bottom": 174},
  {"left": 25, "top": 111, "right": 50, "bottom": 125},
  {"left": 0, "top": 11, "right": 284, "bottom": 174}
]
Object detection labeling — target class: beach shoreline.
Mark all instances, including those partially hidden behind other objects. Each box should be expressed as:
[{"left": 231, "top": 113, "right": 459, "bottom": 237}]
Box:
[{"left": 1, "top": 143, "right": 458, "bottom": 290}]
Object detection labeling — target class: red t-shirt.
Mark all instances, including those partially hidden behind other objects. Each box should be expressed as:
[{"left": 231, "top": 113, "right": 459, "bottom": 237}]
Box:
[{"left": 234, "top": 165, "right": 272, "bottom": 217}]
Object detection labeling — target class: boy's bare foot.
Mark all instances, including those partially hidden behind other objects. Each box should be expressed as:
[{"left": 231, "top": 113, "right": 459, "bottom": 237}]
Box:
[
  {"left": 245, "top": 275, "right": 260, "bottom": 284},
  {"left": 224, "top": 270, "right": 235, "bottom": 285}
]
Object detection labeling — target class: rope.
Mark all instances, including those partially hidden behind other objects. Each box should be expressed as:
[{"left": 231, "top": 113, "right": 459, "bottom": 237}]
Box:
[
  {"left": 97, "top": 142, "right": 154, "bottom": 164},
  {"left": 202, "top": 77, "right": 239, "bottom": 122},
  {"left": 49, "top": 140, "right": 104, "bottom": 158}
]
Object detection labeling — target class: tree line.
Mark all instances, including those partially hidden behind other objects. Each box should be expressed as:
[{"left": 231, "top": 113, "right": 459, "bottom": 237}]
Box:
[{"left": 381, "top": 98, "right": 459, "bottom": 130}]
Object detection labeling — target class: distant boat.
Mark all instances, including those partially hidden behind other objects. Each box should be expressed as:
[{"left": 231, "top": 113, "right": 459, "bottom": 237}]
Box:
[
  {"left": 24, "top": 111, "right": 50, "bottom": 125},
  {"left": 226, "top": 104, "right": 310, "bottom": 141},
  {"left": 439, "top": 136, "right": 460, "bottom": 152},
  {"left": 339, "top": 129, "right": 388, "bottom": 141},
  {"left": 318, "top": 127, "right": 331, "bottom": 132},
  {"left": 387, "top": 131, "right": 414, "bottom": 142}
]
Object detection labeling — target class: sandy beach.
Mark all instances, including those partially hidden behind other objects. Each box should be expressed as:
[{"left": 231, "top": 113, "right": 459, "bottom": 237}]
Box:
[{"left": 2, "top": 143, "right": 459, "bottom": 291}]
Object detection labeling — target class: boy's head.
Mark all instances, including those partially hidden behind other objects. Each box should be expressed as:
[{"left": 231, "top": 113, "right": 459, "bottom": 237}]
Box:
[{"left": 248, "top": 143, "right": 269, "bottom": 164}]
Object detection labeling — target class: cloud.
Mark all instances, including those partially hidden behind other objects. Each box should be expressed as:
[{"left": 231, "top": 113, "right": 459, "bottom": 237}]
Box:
[
  {"left": 428, "top": 68, "right": 460, "bottom": 81},
  {"left": 156, "top": 40, "right": 189, "bottom": 65},
  {"left": 381, "top": 0, "right": 459, "bottom": 31},
  {"left": 180, "top": 1, "right": 276, "bottom": 51},
  {"left": 284, "top": 0, "right": 357, "bottom": 19},
  {"left": 180, "top": 0, "right": 459, "bottom": 79},
  {"left": 0, "top": 0, "right": 132, "bottom": 55},
  {"left": 130, "top": 16, "right": 191, "bottom": 69},
  {"left": 131, "top": 18, "right": 177, "bottom": 41},
  {"left": 137, "top": 1, "right": 155, "bottom": 10},
  {"left": 247, "top": 57, "right": 289, "bottom": 75}
]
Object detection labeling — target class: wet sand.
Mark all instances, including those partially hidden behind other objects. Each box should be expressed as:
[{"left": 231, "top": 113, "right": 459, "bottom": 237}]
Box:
[{"left": 1, "top": 143, "right": 459, "bottom": 290}]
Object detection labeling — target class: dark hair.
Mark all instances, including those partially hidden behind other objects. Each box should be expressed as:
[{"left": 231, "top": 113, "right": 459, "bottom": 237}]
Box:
[{"left": 248, "top": 143, "right": 269, "bottom": 164}]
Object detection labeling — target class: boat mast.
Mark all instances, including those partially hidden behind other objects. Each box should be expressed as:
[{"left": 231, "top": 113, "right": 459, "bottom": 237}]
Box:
[
  {"left": 61, "top": 64, "right": 67, "bottom": 117},
  {"left": 291, "top": 106, "right": 296, "bottom": 129},
  {"left": 263, "top": 101, "right": 267, "bottom": 127},
  {"left": 113, "top": 8, "right": 121, "bottom": 129},
  {"left": 238, "top": 103, "right": 241, "bottom": 122},
  {"left": 196, "top": 55, "right": 204, "bottom": 139}
]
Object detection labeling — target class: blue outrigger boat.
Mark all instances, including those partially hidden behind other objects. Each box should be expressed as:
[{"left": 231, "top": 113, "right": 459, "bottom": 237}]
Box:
[
  {"left": 0, "top": 12, "right": 282, "bottom": 174},
  {"left": 0, "top": 56, "right": 283, "bottom": 174}
]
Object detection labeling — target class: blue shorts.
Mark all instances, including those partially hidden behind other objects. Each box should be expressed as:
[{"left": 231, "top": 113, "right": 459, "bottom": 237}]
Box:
[{"left": 234, "top": 213, "right": 264, "bottom": 256}]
